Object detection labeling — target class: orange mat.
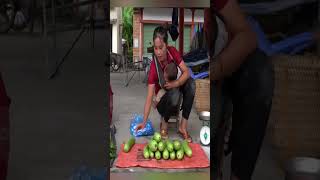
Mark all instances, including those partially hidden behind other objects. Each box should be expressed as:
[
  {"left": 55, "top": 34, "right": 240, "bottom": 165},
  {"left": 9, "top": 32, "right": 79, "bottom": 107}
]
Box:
[{"left": 115, "top": 143, "right": 210, "bottom": 169}]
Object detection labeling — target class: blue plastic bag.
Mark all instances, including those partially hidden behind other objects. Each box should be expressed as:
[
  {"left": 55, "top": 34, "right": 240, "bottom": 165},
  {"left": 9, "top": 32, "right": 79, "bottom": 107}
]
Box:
[{"left": 130, "top": 114, "right": 154, "bottom": 137}]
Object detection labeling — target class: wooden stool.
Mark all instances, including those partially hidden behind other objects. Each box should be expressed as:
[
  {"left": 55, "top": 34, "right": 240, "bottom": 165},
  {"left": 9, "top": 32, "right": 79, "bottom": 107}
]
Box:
[{"left": 167, "top": 94, "right": 183, "bottom": 130}]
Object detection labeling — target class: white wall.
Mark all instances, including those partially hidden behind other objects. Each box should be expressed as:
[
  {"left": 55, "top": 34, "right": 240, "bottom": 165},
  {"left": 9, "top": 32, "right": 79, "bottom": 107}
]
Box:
[
  {"left": 110, "top": 7, "right": 122, "bottom": 54},
  {"left": 143, "top": 8, "right": 204, "bottom": 23},
  {"left": 112, "top": 24, "right": 119, "bottom": 53},
  {"left": 110, "top": 7, "right": 117, "bottom": 21}
]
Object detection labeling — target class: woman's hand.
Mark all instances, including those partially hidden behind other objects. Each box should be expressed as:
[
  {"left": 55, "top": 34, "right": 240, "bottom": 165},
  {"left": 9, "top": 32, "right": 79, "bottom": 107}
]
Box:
[
  {"left": 135, "top": 122, "right": 146, "bottom": 131},
  {"left": 164, "top": 80, "right": 179, "bottom": 89}
]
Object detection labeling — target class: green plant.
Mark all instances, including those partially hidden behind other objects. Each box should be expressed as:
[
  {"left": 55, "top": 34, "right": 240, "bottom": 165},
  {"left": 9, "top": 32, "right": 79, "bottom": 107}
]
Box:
[{"left": 122, "top": 7, "right": 133, "bottom": 58}]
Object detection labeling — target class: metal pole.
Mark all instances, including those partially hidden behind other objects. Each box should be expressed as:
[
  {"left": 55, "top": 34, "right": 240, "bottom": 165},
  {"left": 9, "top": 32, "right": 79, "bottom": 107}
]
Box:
[
  {"left": 125, "top": 55, "right": 128, "bottom": 85},
  {"left": 191, "top": 9, "right": 195, "bottom": 44},
  {"left": 49, "top": 27, "right": 86, "bottom": 79},
  {"left": 137, "top": 57, "right": 141, "bottom": 81},
  {"left": 49, "top": 26, "right": 87, "bottom": 79}
]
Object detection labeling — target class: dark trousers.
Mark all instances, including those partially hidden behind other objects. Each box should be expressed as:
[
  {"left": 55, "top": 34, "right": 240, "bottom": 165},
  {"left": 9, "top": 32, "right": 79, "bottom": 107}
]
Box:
[
  {"left": 157, "top": 77, "right": 196, "bottom": 122},
  {"left": 221, "top": 49, "right": 274, "bottom": 179}
]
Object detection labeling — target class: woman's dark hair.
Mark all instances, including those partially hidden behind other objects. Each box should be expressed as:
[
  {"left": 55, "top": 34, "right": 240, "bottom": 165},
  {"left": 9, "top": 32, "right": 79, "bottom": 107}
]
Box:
[{"left": 153, "top": 24, "right": 169, "bottom": 44}]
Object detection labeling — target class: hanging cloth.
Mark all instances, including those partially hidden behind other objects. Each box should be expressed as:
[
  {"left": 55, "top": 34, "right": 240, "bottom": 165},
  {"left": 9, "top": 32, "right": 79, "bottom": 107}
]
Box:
[{"left": 169, "top": 8, "right": 179, "bottom": 41}]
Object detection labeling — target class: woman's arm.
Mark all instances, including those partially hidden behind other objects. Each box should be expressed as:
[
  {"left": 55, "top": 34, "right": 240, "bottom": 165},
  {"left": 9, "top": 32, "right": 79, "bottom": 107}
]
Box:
[
  {"left": 136, "top": 84, "right": 155, "bottom": 131},
  {"left": 143, "top": 84, "right": 155, "bottom": 123},
  {"left": 177, "top": 61, "right": 190, "bottom": 85},
  {"left": 211, "top": 0, "right": 257, "bottom": 80}
]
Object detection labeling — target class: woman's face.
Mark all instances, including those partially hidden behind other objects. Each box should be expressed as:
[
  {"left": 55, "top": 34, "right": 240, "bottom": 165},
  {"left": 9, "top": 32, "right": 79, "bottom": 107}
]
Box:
[{"left": 153, "top": 37, "right": 167, "bottom": 63}]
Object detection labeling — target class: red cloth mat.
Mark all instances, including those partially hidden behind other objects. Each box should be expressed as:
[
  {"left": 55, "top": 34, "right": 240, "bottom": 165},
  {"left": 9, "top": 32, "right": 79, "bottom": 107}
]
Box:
[{"left": 115, "top": 143, "right": 210, "bottom": 169}]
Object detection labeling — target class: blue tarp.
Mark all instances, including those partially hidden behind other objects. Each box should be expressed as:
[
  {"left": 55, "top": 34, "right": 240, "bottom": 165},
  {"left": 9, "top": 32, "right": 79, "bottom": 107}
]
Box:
[{"left": 189, "top": 68, "right": 209, "bottom": 80}]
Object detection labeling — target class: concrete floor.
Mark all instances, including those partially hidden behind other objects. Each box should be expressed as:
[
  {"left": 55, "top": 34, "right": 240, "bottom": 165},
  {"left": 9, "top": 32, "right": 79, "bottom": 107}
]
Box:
[
  {"left": 0, "top": 30, "right": 107, "bottom": 180},
  {"left": 110, "top": 72, "right": 285, "bottom": 179}
]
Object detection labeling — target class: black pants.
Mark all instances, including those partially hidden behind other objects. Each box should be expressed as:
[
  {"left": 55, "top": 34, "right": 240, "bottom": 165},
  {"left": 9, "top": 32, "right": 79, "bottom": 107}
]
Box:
[
  {"left": 157, "top": 77, "right": 196, "bottom": 122},
  {"left": 221, "top": 49, "right": 274, "bottom": 179}
]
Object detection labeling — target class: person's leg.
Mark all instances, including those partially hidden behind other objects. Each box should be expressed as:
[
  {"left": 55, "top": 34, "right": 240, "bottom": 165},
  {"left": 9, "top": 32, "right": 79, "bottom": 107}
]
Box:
[
  {"left": 157, "top": 88, "right": 181, "bottom": 138},
  {"left": 228, "top": 49, "right": 274, "bottom": 180},
  {"left": 178, "top": 77, "right": 196, "bottom": 142}
]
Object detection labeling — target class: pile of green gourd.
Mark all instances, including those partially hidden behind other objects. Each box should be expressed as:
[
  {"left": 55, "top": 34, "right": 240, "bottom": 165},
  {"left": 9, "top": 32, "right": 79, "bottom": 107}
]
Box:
[
  {"left": 143, "top": 132, "right": 192, "bottom": 160},
  {"left": 123, "top": 136, "right": 136, "bottom": 153}
]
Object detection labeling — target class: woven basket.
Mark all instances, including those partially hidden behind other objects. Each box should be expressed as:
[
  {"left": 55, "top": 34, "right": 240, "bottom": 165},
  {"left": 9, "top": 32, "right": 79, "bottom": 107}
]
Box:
[
  {"left": 194, "top": 79, "right": 210, "bottom": 113},
  {"left": 268, "top": 55, "right": 320, "bottom": 168}
]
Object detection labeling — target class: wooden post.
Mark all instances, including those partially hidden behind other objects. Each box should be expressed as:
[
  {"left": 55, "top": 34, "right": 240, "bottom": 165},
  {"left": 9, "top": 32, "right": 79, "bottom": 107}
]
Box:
[
  {"left": 191, "top": 9, "right": 195, "bottom": 46},
  {"left": 140, "top": 8, "right": 144, "bottom": 61}
]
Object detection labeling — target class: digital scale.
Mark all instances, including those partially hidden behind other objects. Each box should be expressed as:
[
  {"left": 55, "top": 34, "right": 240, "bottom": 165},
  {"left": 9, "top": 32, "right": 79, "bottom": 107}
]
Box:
[{"left": 199, "top": 111, "right": 210, "bottom": 146}]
